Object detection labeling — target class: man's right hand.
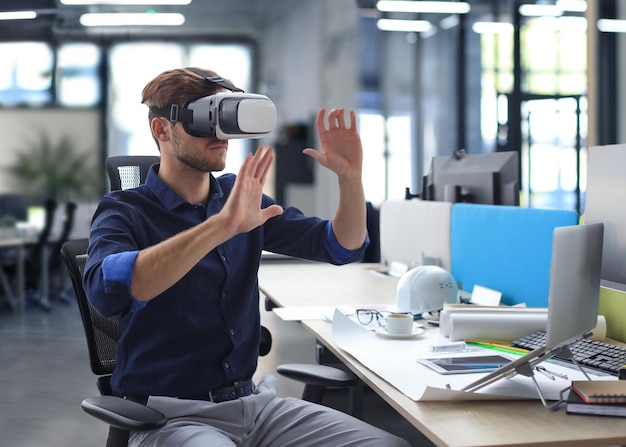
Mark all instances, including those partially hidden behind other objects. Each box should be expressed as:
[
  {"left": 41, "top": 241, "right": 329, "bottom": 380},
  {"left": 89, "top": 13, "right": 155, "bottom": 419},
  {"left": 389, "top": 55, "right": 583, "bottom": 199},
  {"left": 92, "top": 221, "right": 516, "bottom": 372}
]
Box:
[{"left": 219, "top": 146, "right": 284, "bottom": 238}]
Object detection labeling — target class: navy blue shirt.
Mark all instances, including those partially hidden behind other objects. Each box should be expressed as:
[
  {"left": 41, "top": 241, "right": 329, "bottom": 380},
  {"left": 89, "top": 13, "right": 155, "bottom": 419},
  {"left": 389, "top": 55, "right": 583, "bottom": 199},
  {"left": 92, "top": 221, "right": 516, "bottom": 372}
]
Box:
[{"left": 83, "top": 165, "right": 367, "bottom": 398}]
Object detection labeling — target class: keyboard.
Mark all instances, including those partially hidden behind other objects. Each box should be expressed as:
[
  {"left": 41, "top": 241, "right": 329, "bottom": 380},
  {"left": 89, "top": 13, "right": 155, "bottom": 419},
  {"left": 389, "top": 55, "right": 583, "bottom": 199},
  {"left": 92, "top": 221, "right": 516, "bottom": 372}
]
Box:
[{"left": 511, "top": 330, "right": 626, "bottom": 376}]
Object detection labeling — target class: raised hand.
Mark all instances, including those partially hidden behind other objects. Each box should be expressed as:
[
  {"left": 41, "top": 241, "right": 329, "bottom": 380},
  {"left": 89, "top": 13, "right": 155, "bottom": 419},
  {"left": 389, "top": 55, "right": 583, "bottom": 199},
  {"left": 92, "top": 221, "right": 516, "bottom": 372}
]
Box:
[
  {"left": 303, "top": 108, "right": 363, "bottom": 179},
  {"left": 221, "top": 146, "right": 283, "bottom": 235}
]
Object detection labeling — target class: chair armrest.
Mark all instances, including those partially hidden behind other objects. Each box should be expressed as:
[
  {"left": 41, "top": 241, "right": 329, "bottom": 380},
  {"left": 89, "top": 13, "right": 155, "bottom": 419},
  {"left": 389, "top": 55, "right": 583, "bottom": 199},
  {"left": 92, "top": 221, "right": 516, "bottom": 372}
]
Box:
[
  {"left": 277, "top": 363, "right": 358, "bottom": 387},
  {"left": 81, "top": 396, "right": 167, "bottom": 431}
]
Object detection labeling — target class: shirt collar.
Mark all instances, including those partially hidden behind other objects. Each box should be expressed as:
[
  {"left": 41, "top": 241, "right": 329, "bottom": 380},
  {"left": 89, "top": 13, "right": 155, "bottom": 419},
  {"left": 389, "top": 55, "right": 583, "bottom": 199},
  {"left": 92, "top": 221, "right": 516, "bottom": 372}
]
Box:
[{"left": 145, "top": 163, "right": 224, "bottom": 211}]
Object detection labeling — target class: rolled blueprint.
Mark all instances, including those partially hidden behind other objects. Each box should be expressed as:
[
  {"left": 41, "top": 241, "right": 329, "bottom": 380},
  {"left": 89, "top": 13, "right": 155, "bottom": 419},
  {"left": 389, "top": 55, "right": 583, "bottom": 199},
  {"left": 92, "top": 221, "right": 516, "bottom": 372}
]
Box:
[
  {"left": 448, "top": 312, "right": 548, "bottom": 342},
  {"left": 447, "top": 312, "right": 607, "bottom": 342},
  {"left": 439, "top": 306, "right": 547, "bottom": 337}
]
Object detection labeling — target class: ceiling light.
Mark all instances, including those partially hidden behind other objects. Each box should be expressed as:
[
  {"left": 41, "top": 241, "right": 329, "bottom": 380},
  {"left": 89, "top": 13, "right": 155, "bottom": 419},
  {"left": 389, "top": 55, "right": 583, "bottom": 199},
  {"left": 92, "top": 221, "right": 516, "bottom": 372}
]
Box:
[
  {"left": 0, "top": 10, "right": 37, "bottom": 20},
  {"left": 597, "top": 19, "right": 626, "bottom": 33},
  {"left": 472, "top": 22, "right": 514, "bottom": 34},
  {"left": 80, "top": 12, "right": 185, "bottom": 26},
  {"left": 62, "top": 0, "right": 191, "bottom": 4},
  {"left": 377, "top": 1, "right": 470, "bottom": 14},
  {"left": 518, "top": 4, "right": 562, "bottom": 17},
  {"left": 556, "top": 0, "right": 587, "bottom": 13},
  {"left": 377, "top": 18, "right": 432, "bottom": 32}
]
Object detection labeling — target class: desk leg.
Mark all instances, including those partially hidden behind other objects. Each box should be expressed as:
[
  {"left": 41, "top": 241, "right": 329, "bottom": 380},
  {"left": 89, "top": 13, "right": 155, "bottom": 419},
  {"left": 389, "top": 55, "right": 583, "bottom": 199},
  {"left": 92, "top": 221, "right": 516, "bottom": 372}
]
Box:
[
  {"left": 0, "top": 260, "right": 16, "bottom": 312},
  {"left": 39, "top": 245, "right": 50, "bottom": 311},
  {"left": 16, "top": 244, "right": 24, "bottom": 313}
]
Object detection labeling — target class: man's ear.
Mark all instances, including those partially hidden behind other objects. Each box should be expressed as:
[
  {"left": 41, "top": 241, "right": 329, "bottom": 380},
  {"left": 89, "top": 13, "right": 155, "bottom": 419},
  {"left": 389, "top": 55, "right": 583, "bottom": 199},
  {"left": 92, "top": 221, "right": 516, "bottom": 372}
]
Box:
[{"left": 151, "top": 117, "right": 171, "bottom": 142}]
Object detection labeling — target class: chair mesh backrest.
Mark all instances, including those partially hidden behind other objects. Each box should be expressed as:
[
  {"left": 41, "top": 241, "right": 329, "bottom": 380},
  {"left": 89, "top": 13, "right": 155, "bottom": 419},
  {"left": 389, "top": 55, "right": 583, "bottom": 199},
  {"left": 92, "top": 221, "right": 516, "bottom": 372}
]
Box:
[
  {"left": 61, "top": 238, "right": 121, "bottom": 376},
  {"left": 117, "top": 166, "right": 141, "bottom": 191},
  {"left": 105, "top": 155, "right": 160, "bottom": 191}
]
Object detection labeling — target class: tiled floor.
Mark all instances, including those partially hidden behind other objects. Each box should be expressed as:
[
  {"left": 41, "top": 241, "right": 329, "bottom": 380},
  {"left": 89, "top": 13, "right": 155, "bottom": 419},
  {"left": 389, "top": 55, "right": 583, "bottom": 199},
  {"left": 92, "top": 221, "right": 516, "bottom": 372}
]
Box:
[{"left": 0, "top": 294, "right": 433, "bottom": 447}]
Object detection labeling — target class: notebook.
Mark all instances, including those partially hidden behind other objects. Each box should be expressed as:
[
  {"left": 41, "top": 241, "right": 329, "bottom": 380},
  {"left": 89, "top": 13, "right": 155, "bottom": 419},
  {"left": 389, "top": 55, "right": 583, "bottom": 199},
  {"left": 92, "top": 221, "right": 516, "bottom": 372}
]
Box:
[
  {"left": 461, "top": 222, "right": 604, "bottom": 393},
  {"left": 566, "top": 391, "right": 626, "bottom": 417},
  {"left": 571, "top": 380, "right": 626, "bottom": 404}
]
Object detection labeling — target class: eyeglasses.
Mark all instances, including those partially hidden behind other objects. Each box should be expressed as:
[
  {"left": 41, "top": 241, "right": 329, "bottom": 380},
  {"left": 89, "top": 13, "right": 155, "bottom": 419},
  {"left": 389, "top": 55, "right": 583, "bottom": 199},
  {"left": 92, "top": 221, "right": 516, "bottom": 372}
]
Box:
[{"left": 355, "top": 309, "right": 412, "bottom": 326}]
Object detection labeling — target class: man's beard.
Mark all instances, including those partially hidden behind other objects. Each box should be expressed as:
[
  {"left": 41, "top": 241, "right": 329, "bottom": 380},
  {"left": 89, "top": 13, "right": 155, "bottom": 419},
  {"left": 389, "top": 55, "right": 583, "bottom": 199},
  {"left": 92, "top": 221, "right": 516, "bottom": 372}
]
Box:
[{"left": 171, "top": 128, "right": 226, "bottom": 173}]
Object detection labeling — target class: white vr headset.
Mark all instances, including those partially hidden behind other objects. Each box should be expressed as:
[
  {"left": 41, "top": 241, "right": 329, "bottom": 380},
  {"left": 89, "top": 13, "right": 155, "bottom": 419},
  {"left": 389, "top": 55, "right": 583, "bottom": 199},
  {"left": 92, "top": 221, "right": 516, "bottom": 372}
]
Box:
[{"left": 150, "top": 67, "right": 276, "bottom": 140}]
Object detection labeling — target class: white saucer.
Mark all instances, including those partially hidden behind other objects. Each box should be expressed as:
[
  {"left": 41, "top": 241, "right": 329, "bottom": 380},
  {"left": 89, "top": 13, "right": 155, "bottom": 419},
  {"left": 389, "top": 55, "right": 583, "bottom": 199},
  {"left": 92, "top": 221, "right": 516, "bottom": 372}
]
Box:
[{"left": 375, "top": 326, "right": 425, "bottom": 339}]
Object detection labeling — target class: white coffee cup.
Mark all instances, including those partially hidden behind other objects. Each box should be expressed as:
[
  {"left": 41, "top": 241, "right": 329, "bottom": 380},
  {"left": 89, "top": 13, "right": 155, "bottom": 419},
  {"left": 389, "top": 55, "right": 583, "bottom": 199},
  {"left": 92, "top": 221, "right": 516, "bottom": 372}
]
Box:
[{"left": 381, "top": 313, "right": 414, "bottom": 336}]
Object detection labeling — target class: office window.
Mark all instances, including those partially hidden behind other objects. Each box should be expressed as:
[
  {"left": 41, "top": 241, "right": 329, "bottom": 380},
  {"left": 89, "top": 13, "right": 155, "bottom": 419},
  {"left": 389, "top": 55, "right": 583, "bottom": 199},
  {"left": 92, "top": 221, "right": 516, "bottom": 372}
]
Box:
[
  {"left": 109, "top": 42, "right": 186, "bottom": 158},
  {"left": 108, "top": 42, "right": 253, "bottom": 174},
  {"left": 522, "top": 17, "right": 587, "bottom": 95},
  {"left": 0, "top": 42, "right": 53, "bottom": 106},
  {"left": 57, "top": 43, "right": 102, "bottom": 107},
  {"left": 359, "top": 113, "right": 386, "bottom": 205},
  {"left": 386, "top": 115, "right": 412, "bottom": 201},
  {"left": 480, "top": 14, "right": 587, "bottom": 210},
  {"left": 0, "top": 41, "right": 102, "bottom": 108},
  {"left": 358, "top": 112, "right": 412, "bottom": 206}
]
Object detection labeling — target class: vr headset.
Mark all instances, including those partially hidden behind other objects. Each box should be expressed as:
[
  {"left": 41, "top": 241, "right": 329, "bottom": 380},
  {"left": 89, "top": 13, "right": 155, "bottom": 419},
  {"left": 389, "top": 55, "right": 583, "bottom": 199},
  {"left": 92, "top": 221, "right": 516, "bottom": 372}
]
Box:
[{"left": 150, "top": 67, "right": 276, "bottom": 140}]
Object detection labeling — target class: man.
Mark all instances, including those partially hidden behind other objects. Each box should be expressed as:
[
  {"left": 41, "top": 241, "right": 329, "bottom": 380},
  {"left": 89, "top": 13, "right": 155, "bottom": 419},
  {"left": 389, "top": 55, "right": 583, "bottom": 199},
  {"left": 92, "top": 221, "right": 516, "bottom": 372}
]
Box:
[{"left": 84, "top": 67, "right": 409, "bottom": 447}]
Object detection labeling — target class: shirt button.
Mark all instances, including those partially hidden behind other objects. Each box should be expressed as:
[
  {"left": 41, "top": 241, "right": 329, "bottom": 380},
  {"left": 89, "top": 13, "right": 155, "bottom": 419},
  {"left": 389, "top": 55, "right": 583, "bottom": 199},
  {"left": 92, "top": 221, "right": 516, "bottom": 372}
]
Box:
[
  {"left": 221, "top": 255, "right": 226, "bottom": 262},
  {"left": 224, "top": 362, "right": 230, "bottom": 369},
  {"left": 230, "top": 329, "right": 235, "bottom": 335}
]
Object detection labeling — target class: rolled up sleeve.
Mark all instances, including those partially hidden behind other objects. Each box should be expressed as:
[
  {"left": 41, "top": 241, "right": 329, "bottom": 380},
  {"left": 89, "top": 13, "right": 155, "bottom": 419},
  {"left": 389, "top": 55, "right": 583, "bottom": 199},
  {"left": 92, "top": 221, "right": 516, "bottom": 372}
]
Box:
[
  {"left": 84, "top": 250, "right": 140, "bottom": 317},
  {"left": 324, "top": 221, "right": 370, "bottom": 264}
]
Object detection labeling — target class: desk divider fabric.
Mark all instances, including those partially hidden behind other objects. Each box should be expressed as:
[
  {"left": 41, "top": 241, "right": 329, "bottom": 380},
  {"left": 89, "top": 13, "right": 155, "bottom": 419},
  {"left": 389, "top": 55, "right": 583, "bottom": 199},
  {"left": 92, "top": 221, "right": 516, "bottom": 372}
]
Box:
[
  {"left": 450, "top": 203, "right": 579, "bottom": 307},
  {"left": 379, "top": 199, "right": 452, "bottom": 271}
]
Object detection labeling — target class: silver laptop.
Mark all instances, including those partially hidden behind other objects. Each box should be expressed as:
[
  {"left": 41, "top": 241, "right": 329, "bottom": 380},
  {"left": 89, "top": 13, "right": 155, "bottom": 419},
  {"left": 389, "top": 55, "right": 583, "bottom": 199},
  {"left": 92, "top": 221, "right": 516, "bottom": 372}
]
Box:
[{"left": 462, "top": 222, "right": 604, "bottom": 393}]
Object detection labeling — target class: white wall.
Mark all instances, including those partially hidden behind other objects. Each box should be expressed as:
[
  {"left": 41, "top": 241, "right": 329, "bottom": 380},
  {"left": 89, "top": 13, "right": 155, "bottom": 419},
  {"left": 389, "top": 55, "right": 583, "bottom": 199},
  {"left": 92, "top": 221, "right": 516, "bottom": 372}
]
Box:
[{"left": 260, "top": 0, "right": 360, "bottom": 218}]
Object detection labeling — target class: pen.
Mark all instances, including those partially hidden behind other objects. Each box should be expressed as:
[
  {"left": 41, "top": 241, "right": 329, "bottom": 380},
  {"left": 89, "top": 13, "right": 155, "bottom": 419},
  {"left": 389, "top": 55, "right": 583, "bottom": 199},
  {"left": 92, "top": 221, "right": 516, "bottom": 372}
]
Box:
[{"left": 465, "top": 341, "right": 529, "bottom": 356}]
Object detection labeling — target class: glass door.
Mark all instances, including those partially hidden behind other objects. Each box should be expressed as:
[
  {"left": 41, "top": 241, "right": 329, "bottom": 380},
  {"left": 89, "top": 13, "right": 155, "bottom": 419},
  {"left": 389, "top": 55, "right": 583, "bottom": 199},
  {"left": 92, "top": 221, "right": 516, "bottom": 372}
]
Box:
[{"left": 520, "top": 95, "right": 586, "bottom": 213}]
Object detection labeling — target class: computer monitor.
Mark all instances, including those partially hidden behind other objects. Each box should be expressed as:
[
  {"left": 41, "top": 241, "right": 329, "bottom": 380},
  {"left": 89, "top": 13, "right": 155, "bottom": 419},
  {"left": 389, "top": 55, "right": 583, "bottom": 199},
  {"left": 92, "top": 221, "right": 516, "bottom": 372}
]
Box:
[
  {"left": 0, "top": 194, "right": 28, "bottom": 222},
  {"left": 584, "top": 143, "right": 626, "bottom": 292},
  {"left": 421, "top": 150, "right": 520, "bottom": 206}
]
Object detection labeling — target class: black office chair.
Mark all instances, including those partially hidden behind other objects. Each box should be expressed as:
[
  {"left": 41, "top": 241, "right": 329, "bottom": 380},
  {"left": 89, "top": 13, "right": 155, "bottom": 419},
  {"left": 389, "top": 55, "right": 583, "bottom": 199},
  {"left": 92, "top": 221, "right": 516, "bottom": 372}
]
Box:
[
  {"left": 61, "top": 238, "right": 358, "bottom": 447},
  {"left": 105, "top": 155, "right": 160, "bottom": 191},
  {"left": 61, "top": 238, "right": 167, "bottom": 447}
]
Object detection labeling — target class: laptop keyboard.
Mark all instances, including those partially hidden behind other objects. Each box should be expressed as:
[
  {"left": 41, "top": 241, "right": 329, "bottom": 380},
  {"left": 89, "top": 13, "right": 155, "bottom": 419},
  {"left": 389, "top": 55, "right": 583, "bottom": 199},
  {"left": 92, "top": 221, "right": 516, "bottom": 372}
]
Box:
[{"left": 511, "top": 330, "right": 626, "bottom": 376}]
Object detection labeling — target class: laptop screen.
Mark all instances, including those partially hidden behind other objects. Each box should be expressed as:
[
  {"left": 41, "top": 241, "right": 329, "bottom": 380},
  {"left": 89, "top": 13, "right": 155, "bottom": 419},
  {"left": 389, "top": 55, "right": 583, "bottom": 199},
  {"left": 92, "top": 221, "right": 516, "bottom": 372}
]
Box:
[{"left": 545, "top": 222, "right": 604, "bottom": 349}]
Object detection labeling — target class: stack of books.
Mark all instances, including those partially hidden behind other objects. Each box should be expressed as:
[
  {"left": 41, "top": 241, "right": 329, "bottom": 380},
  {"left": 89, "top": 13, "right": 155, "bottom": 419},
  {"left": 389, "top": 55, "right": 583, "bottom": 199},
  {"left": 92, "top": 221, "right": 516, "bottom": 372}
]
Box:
[{"left": 567, "top": 380, "right": 626, "bottom": 417}]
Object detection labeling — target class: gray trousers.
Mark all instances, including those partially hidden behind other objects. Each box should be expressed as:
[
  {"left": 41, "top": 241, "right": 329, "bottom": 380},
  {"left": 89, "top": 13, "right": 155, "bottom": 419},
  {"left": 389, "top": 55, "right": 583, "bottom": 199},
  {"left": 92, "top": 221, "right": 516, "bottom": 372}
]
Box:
[{"left": 129, "top": 374, "right": 411, "bottom": 447}]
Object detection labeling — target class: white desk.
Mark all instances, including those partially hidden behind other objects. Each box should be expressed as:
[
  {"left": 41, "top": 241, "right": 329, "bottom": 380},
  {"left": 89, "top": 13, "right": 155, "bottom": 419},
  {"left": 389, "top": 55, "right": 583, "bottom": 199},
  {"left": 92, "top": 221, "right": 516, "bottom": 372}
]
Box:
[{"left": 258, "top": 262, "right": 626, "bottom": 447}]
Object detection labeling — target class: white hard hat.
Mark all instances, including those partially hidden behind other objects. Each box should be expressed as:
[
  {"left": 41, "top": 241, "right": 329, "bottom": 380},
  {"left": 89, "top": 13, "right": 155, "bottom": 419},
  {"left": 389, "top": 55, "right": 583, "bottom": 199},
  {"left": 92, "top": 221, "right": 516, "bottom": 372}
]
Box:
[{"left": 395, "top": 265, "right": 459, "bottom": 314}]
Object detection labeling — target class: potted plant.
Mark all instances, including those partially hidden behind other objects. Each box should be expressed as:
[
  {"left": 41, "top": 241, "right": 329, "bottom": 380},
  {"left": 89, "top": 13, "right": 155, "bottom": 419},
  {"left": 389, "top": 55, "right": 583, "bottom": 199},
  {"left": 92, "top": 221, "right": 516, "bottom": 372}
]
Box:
[{"left": 6, "top": 130, "right": 101, "bottom": 204}]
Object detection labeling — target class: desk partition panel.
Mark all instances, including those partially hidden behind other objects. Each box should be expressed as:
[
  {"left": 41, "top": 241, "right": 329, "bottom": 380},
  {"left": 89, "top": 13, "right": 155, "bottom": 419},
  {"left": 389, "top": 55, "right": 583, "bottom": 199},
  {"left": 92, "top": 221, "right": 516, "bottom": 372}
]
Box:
[
  {"left": 450, "top": 203, "right": 579, "bottom": 307},
  {"left": 379, "top": 199, "right": 452, "bottom": 271}
]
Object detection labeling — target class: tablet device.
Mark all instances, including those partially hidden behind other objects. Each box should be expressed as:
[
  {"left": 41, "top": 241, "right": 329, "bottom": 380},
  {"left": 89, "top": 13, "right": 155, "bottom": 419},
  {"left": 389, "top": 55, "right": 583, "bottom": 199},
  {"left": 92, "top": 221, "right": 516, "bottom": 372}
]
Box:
[{"left": 417, "top": 354, "right": 512, "bottom": 375}]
